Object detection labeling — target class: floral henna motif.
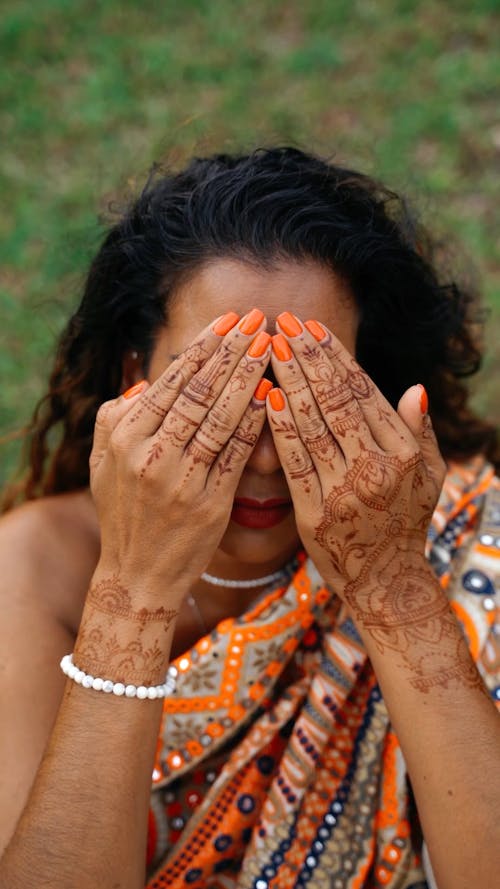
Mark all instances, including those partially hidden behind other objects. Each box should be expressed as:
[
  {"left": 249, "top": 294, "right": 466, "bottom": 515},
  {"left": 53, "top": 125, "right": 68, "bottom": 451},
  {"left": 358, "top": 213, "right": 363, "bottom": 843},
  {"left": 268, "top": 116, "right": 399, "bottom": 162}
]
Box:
[
  {"left": 339, "top": 536, "right": 481, "bottom": 694},
  {"left": 86, "top": 577, "right": 178, "bottom": 628},
  {"left": 74, "top": 577, "right": 179, "bottom": 684},
  {"left": 348, "top": 369, "right": 374, "bottom": 401},
  {"left": 352, "top": 449, "right": 419, "bottom": 510},
  {"left": 305, "top": 368, "right": 364, "bottom": 437},
  {"left": 314, "top": 448, "right": 418, "bottom": 569},
  {"left": 307, "top": 440, "right": 473, "bottom": 693},
  {"left": 179, "top": 341, "right": 233, "bottom": 408},
  {"left": 216, "top": 407, "right": 261, "bottom": 483},
  {"left": 293, "top": 400, "right": 337, "bottom": 463},
  {"left": 228, "top": 353, "right": 264, "bottom": 393},
  {"left": 271, "top": 418, "right": 315, "bottom": 493},
  {"left": 75, "top": 625, "right": 166, "bottom": 684}
]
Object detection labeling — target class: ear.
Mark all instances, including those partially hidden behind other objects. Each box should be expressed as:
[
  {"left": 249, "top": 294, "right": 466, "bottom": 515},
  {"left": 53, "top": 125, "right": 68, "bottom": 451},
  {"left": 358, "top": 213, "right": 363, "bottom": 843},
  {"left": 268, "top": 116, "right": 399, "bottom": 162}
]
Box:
[{"left": 120, "top": 349, "right": 145, "bottom": 394}]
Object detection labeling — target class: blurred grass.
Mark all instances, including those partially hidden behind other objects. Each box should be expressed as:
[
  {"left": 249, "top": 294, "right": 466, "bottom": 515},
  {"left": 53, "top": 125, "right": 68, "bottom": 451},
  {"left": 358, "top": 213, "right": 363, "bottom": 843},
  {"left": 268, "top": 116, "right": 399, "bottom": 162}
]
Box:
[{"left": 1, "top": 0, "right": 499, "bottom": 486}]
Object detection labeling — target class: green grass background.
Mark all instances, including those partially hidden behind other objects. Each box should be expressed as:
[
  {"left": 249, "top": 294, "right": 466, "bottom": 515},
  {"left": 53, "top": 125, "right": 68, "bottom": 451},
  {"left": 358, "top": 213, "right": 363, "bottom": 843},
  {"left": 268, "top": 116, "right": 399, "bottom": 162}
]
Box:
[{"left": 1, "top": 0, "right": 499, "bottom": 487}]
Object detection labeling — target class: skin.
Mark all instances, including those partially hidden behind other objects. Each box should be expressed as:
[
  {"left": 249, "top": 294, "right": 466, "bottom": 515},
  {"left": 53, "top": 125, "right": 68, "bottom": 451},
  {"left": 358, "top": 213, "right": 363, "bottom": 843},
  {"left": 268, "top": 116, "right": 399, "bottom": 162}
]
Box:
[
  {"left": 147, "top": 259, "right": 358, "bottom": 642},
  {"left": 0, "top": 258, "right": 498, "bottom": 889}
]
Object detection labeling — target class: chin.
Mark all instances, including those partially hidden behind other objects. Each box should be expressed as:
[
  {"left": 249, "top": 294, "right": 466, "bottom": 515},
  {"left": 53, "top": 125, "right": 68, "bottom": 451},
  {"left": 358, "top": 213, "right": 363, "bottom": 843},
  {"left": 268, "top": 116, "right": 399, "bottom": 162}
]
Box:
[{"left": 219, "top": 514, "right": 301, "bottom": 566}]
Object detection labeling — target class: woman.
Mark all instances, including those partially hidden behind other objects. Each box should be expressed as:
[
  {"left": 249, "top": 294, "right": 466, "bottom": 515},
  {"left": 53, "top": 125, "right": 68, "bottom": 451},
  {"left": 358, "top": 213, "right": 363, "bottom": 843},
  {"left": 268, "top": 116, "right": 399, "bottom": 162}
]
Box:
[{"left": 0, "top": 148, "right": 498, "bottom": 889}]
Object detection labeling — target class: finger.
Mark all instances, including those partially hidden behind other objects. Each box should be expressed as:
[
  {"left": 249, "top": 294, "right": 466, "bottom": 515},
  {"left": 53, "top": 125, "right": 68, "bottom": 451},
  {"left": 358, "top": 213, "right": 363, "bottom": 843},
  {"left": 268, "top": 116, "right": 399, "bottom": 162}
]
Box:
[
  {"left": 122, "top": 310, "right": 243, "bottom": 437},
  {"left": 90, "top": 380, "right": 149, "bottom": 472},
  {"left": 186, "top": 332, "right": 272, "bottom": 473},
  {"left": 270, "top": 333, "right": 343, "bottom": 475},
  {"left": 160, "top": 309, "right": 268, "bottom": 448},
  {"left": 397, "top": 385, "right": 446, "bottom": 485},
  {"left": 281, "top": 313, "right": 414, "bottom": 453},
  {"left": 275, "top": 312, "right": 376, "bottom": 454},
  {"left": 266, "top": 387, "right": 322, "bottom": 502},
  {"left": 208, "top": 380, "right": 272, "bottom": 491}
]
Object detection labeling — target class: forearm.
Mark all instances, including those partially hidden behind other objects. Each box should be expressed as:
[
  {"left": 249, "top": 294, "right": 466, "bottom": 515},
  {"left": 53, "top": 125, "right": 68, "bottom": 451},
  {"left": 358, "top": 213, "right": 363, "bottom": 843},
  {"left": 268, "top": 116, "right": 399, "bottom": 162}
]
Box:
[
  {"left": 355, "top": 571, "right": 500, "bottom": 889},
  {"left": 0, "top": 683, "right": 165, "bottom": 889},
  {"left": 0, "top": 569, "right": 180, "bottom": 889}
]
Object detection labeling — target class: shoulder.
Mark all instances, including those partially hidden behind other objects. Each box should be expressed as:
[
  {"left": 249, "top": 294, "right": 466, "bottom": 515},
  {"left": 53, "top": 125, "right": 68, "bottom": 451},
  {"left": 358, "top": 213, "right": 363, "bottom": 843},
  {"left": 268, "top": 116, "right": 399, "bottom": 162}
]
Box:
[
  {"left": 0, "top": 491, "right": 100, "bottom": 630},
  {"left": 0, "top": 490, "right": 99, "bottom": 573}
]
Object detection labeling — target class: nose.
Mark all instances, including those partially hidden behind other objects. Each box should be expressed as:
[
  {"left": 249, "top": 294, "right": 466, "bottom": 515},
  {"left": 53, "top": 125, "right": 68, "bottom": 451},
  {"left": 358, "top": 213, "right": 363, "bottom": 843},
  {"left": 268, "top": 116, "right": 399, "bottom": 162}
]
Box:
[{"left": 245, "top": 420, "right": 283, "bottom": 475}]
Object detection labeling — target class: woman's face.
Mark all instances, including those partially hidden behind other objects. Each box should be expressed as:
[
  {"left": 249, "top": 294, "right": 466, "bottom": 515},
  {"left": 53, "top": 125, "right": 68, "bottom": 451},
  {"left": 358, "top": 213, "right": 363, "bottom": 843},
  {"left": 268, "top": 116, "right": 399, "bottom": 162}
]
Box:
[{"left": 147, "top": 258, "right": 359, "bottom": 571}]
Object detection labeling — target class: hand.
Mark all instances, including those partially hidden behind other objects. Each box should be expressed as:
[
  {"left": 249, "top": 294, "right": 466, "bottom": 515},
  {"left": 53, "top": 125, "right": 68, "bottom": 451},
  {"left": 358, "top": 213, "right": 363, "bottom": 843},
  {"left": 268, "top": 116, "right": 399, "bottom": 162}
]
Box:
[
  {"left": 267, "top": 315, "right": 447, "bottom": 630},
  {"left": 89, "top": 310, "right": 271, "bottom": 604}
]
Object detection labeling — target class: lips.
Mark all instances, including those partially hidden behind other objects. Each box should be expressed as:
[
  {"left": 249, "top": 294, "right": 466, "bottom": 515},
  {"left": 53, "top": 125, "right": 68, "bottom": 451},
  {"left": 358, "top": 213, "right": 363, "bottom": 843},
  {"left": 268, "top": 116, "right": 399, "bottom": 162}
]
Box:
[{"left": 231, "top": 497, "right": 293, "bottom": 530}]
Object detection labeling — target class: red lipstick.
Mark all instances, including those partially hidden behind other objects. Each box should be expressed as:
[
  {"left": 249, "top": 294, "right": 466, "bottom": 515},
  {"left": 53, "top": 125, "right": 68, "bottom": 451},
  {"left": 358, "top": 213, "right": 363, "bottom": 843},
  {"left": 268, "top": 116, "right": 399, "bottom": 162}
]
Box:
[{"left": 231, "top": 497, "right": 293, "bottom": 530}]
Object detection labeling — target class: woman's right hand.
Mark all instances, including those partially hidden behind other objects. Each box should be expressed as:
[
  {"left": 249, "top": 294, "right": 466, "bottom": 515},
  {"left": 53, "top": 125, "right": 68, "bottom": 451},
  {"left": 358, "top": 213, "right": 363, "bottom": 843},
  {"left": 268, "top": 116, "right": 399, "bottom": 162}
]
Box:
[{"left": 89, "top": 309, "right": 271, "bottom": 606}]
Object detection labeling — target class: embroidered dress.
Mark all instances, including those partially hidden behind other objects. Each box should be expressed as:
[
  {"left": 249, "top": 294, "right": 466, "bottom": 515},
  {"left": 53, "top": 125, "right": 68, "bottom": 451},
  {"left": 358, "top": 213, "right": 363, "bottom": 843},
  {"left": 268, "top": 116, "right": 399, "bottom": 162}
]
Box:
[{"left": 146, "top": 458, "right": 500, "bottom": 889}]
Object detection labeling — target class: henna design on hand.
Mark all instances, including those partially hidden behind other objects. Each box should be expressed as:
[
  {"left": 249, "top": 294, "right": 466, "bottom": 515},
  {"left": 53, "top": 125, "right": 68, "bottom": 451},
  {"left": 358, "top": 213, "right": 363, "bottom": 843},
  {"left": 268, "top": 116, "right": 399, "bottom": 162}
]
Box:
[
  {"left": 271, "top": 320, "right": 464, "bottom": 694},
  {"left": 314, "top": 447, "right": 419, "bottom": 576},
  {"left": 216, "top": 404, "right": 261, "bottom": 483},
  {"left": 228, "top": 353, "right": 263, "bottom": 393},
  {"left": 87, "top": 577, "right": 178, "bottom": 628},
  {"left": 75, "top": 624, "right": 167, "bottom": 685},
  {"left": 75, "top": 576, "right": 179, "bottom": 685},
  {"left": 310, "top": 445, "right": 473, "bottom": 693},
  {"left": 270, "top": 416, "right": 316, "bottom": 492},
  {"left": 332, "top": 533, "right": 484, "bottom": 694},
  {"left": 185, "top": 438, "right": 218, "bottom": 467},
  {"left": 296, "top": 345, "right": 365, "bottom": 437},
  {"left": 182, "top": 340, "right": 235, "bottom": 407},
  {"left": 301, "top": 334, "right": 399, "bottom": 435}
]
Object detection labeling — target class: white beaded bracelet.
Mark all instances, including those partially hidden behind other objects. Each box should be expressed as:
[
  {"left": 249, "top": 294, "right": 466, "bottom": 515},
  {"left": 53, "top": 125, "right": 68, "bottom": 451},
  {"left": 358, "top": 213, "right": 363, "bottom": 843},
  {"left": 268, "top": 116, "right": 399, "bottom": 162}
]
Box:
[{"left": 60, "top": 653, "right": 177, "bottom": 700}]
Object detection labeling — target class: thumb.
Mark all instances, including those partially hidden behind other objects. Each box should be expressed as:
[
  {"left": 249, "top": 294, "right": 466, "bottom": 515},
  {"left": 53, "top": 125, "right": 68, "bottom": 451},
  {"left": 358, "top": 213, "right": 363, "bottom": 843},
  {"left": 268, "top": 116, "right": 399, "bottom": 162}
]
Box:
[
  {"left": 397, "top": 384, "right": 446, "bottom": 485},
  {"left": 90, "top": 380, "right": 149, "bottom": 473}
]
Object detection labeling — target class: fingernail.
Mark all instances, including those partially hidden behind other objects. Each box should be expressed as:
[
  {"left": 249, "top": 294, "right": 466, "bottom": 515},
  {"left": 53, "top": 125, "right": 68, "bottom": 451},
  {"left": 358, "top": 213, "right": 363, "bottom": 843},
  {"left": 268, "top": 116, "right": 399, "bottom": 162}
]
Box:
[
  {"left": 247, "top": 331, "right": 271, "bottom": 358},
  {"left": 272, "top": 334, "right": 293, "bottom": 362},
  {"left": 277, "top": 311, "right": 302, "bottom": 337},
  {"left": 239, "top": 308, "right": 265, "bottom": 335},
  {"left": 268, "top": 388, "right": 285, "bottom": 411},
  {"left": 254, "top": 378, "right": 274, "bottom": 402},
  {"left": 212, "top": 311, "right": 240, "bottom": 336},
  {"left": 123, "top": 380, "right": 147, "bottom": 399},
  {"left": 419, "top": 384, "right": 429, "bottom": 415},
  {"left": 305, "top": 319, "right": 327, "bottom": 342}
]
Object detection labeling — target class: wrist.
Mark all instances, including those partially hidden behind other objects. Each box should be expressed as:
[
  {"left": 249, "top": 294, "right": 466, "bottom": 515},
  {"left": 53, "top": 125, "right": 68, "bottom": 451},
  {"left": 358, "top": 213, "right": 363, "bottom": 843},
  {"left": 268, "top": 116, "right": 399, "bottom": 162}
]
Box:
[
  {"left": 355, "top": 564, "right": 447, "bottom": 630},
  {"left": 345, "top": 572, "right": 481, "bottom": 696},
  {"left": 75, "top": 572, "right": 181, "bottom": 685}
]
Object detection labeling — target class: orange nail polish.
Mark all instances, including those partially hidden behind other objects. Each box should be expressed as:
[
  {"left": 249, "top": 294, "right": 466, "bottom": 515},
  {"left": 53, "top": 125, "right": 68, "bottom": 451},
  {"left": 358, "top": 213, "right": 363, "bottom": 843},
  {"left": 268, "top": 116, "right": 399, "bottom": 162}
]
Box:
[
  {"left": 212, "top": 311, "right": 240, "bottom": 336},
  {"left": 123, "top": 380, "right": 146, "bottom": 399},
  {"left": 239, "top": 308, "right": 265, "bottom": 335},
  {"left": 247, "top": 331, "right": 271, "bottom": 358},
  {"left": 419, "top": 385, "right": 429, "bottom": 415},
  {"left": 277, "top": 311, "right": 302, "bottom": 337},
  {"left": 272, "top": 334, "right": 293, "bottom": 362},
  {"left": 268, "top": 388, "right": 286, "bottom": 411},
  {"left": 254, "top": 378, "right": 274, "bottom": 401},
  {"left": 305, "top": 319, "right": 327, "bottom": 342}
]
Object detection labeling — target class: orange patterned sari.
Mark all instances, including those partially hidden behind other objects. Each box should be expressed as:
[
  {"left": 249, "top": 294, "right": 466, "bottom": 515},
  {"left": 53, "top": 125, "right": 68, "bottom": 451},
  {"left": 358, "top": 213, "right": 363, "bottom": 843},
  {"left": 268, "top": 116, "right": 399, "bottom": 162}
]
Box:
[{"left": 146, "top": 458, "right": 499, "bottom": 888}]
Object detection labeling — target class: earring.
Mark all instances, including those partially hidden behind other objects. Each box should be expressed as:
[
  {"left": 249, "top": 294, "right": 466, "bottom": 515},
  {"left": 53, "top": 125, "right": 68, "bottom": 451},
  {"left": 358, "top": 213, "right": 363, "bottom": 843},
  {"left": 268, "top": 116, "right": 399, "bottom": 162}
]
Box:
[{"left": 131, "top": 350, "right": 138, "bottom": 360}]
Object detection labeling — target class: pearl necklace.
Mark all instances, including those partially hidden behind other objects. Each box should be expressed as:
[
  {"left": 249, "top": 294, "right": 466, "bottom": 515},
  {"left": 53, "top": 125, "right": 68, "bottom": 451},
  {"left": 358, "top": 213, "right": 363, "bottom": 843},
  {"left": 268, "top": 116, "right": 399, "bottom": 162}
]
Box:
[
  {"left": 187, "top": 556, "right": 298, "bottom": 635},
  {"left": 201, "top": 558, "right": 297, "bottom": 589}
]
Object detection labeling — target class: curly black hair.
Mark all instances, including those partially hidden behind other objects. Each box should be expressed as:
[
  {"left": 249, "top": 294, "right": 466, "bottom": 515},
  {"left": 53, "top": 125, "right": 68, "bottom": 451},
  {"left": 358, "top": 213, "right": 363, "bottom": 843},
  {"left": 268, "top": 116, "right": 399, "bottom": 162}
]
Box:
[{"left": 3, "top": 146, "right": 498, "bottom": 509}]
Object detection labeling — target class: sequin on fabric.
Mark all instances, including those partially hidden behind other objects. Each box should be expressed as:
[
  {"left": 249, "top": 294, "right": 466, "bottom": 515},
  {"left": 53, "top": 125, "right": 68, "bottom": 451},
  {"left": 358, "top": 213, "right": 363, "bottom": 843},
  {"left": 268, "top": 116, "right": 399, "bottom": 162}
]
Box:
[{"left": 145, "top": 458, "right": 499, "bottom": 888}]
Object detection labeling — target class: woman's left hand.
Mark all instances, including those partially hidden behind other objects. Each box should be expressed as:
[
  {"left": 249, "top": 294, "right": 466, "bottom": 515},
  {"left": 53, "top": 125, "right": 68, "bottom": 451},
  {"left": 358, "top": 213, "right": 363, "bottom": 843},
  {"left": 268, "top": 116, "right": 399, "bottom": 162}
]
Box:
[{"left": 267, "top": 314, "right": 447, "bottom": 631}]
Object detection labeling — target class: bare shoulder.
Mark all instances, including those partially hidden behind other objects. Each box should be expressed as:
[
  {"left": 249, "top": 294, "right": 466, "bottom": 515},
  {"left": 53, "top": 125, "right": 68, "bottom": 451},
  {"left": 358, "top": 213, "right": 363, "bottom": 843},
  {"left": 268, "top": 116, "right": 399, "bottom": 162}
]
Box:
[{"left": 0, "top": 490, "right": 100, "bottom": 630}]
